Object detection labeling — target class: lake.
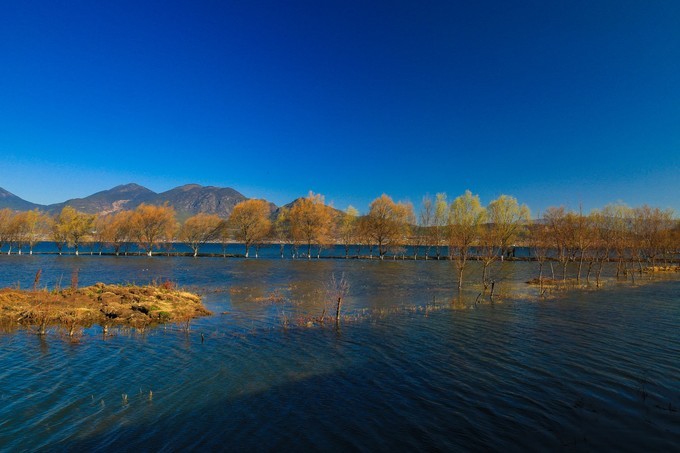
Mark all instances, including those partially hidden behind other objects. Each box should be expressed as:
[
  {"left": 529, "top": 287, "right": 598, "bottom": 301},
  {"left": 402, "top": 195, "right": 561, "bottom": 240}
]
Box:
[{"left": 0, "top": 254, "right": 678, "bottom": 451}]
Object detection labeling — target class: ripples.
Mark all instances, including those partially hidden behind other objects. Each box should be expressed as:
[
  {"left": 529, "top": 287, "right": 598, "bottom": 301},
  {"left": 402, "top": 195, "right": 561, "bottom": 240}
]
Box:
[{"left": 0, "top": 258, "right": 679, "bottom": 450}]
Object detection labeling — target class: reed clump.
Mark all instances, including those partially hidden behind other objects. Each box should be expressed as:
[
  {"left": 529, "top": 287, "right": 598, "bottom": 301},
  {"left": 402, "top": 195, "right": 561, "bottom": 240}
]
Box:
[{"left": 0, "top": 282, "right": 210, "bottom": 333}]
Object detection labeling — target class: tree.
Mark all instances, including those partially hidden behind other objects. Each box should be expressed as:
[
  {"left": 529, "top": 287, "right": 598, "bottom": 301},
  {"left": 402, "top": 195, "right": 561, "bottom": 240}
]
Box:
[
  {"left": 339, "top": 206, "right": 359, "bottom": 258},
  {"left": 364, "top": 194, "right": 411, "bottom": 259},
  {"left": 419, "top": 195, "right": 434, "bottom": 259},
  {"left": 53, "top": 206, "right": 95, "bottom": 256},
  {"left": 571, "top": 206, "right": 594, "bottom": 283},
  {"left": 130, "top": 204, "right": 177, "bottom": 256},
  {"left": 0, "top": 208, "right": 14, "bottom": 253},
  {"left": 480, "top": 195, "right": 530, "bottom": 288},
  {"left": 589, "top": 208, "right": 615, "bottom": 287},
  {"left": 179, "top": 213, "right": 225, "bottom": 257},
  {"left": 432, "top": 193, "right": 448, "bottom": 259},
  {"left": 100, "top": 211, "right": 134, "bottom": 256},
  {"left": 448, "top": 190, "right": 486, "bottom": 289},
  {"left": 527, "top": 211, "right": 552, "bottom": 293},
  {"left": 272, "top": 207, "right": 290, "bottom": 259},
  {"left": 601, "top": 203, "right": 633, "bottom": 278},
  {"left": 543, "top": 207, "right": 571, "bottom": 281},
  {"left": 632, "top": 205, "right": 674, "bottom": 270},
  {"left": 12, "top": 210, "right": 49, "bottom": 255},
  {"left": 288, "top": 192, "right": 333, "bottom": 259},
  {"left": 228, "top": 199, "right": 272, "bottom": 258}
]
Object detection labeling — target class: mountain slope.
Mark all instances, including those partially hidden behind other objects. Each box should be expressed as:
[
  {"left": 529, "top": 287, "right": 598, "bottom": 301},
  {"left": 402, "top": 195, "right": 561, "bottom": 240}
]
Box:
[
  {"left": 0, "top": 184, "right": 277, "bottom": 219},
  {"left": 0, "top": 188, "right": 44, "bottom": 211},
  {"left": 149, "top": 184, "right": 248, "bottom": 220},
  {"left": 47, "top": 183, "right": 156, "bottom": 215}
]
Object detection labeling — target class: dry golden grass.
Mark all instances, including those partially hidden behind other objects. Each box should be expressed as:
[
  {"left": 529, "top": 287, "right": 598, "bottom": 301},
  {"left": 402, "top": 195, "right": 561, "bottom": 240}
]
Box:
[{"left": 0, "top": 282, "right": 210, "bottom": 331}]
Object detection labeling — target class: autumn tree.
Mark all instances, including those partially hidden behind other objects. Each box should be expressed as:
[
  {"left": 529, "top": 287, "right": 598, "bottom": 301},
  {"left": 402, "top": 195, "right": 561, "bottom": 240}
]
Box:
[
  {"left": 99, "top": 211, "right": 134, "bottom": 255},
  {"left": 419, "top": 195, "right": 434, "bottom": 259},
  {"left": 543, "top": 207, "right": 571, "bottom": 281},
  {"left": 570, "top": 207, "right": 594, "bottom": 283},
  {"left": 339, "top": 206, "right": 359, "bottom": 258},
  {"left": 600, "top": 203, "right": 633, "bottom": 278},
  {"left": 272, "top": 207, "right": 290, "bottom": 259},
  {"left": 364, "top": 194, "right": 412, "bottom": 259},
  {"left": 632, "top": 205, "right": 675, "bottom": 270},
  {"left": 288, "top": 192, "right": 333, "bottom": 259},
  {"left": 53, "top": 206, "right": 96, "bottom": 255},
  {"left": 448, "top": 190, "right": 486, "bottom": 289},
  {"left": 432, "top": 193, "right": 448, "bottom": 259},
  {"left": 392, "top": 202, "right": 415, "bottom": 259},
  {"left": 0, "top": 208, "right": 14, "bottom": 253},
  {"left": 179, "top": 213, "right": 225, "bottom": 257},
  {"left": 589, "top": 209, "right": 615, "bottom": 287},
  {"left": 227, "top": 199, "right": 272, "bottom": 258},
  {"left": 527, "top": 212, "right": 552, "bottom": 293},
  {"left": 12, "top": 210, "right": 49, "bottom": 255},
  {"left": 479, "top": 195, "right": 530, "bottom": 288},
  {"left": 130, "top": 204, "right": 177, "bottom": 256}
]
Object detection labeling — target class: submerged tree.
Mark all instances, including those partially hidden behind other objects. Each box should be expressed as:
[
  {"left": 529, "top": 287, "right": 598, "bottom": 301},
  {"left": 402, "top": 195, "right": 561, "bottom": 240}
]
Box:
[
  {"left": 228, "top": 199, "right": 272, "bottom": 258},
  {"left": 364, "top": 194, "right": 412, "bottom": 259},
  {"left": 432, "top": 193, "right": 448, "bottom": 259},
  {"left": 288, "top": 192, "right": 333, "bottom": 259},
  {"left": 12, "top": 210, "right": 50, "bottom": 255},
  {"left": 448, "top": 190, "right": 486, "bottom": 289},
  {"left": 53, "top": 206, "right": 96, "bottom": 256},
  {"left": 418, "top": 194, "right": 434, "bottom": 259},
  {"left": 180, "top": 213, "right": 225, "bottom": 257},
  {"left": 339, "top": 206, "right": 359, "bottom": 258},
  {"left": 99, "top": 211, "right": 134, "bottom": 255},
  {"left": 130, "top": 204, "right": 177, "bottom": 256},
  {"left": 480, "top": 195, "right": 530, "bottom": 288}
]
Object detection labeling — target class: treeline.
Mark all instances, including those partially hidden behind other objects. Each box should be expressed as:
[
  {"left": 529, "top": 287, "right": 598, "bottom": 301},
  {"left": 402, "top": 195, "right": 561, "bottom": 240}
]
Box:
[{"left": 0, "top": 191, "right": 678, "bottom": 287}]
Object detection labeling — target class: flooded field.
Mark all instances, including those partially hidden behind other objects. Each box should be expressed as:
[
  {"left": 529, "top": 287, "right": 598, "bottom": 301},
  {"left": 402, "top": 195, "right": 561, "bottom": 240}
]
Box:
[{"left": 0, "top": 254, "right": 678, "bottom": 450}]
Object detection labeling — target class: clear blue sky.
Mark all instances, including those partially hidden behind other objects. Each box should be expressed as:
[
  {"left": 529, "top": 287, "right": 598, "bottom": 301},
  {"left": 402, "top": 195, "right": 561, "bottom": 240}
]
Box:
[{"left": 1, "top": 1, "right": 678, "bottom": 215}]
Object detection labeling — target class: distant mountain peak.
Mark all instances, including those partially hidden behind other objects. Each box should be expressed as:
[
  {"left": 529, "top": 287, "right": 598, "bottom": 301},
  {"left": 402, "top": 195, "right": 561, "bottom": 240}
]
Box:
[
  {"left": 0, "top": 183, "right": 277, "bottom": 219},
  {"left": 0, "top": 187, "right": 43, "bottom": 211}
]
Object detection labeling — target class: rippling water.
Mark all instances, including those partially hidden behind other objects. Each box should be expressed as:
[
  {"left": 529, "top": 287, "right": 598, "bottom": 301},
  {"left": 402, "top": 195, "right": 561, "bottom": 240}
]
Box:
[{"left": 0, "top": 255, "right": 678, "bottom": 451}]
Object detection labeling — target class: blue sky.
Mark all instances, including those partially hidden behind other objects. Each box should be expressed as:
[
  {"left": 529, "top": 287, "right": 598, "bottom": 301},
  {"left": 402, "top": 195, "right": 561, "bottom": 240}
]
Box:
[{"left": 1, "top": 1, "right": 678, "bottom": 215}]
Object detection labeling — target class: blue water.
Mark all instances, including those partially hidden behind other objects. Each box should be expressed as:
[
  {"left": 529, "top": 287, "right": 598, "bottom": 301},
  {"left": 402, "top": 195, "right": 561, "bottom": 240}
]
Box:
[{"left": 0, "top": 255, "right": 678, "bottom": 451}]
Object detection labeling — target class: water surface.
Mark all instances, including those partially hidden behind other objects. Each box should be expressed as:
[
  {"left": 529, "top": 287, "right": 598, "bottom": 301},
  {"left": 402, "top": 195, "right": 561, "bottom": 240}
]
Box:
[{"left": 0, "top": 255, "right": 678, "bottom": 451}]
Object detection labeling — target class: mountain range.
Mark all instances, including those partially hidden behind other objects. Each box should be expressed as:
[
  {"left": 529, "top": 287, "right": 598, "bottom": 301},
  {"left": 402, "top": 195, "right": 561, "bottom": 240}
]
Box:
[{"left": 0, "top": 184, "right": 265, "bottom": 219}]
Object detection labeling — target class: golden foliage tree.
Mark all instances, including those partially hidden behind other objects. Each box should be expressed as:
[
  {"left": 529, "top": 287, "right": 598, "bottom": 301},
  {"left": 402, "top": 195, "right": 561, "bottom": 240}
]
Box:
[
  {"left": 228, "top": 199, "right": 272, "bottom": 258},
  {"left": 448, "top": 190, "right": 486, "bottom": 289},
  {"left": 180, "top": 213, "right": 225, "bottom": 257},
  {"left": 0, "top": 208, "right": 14, "bottom": 253},
  {"left": 339, "top": 206, "right": 359, "bottom": 258},
  {"left": 11, "top": 210, "right": 50, "bottom": 255},
  {"left": 130, "top": 204, "right": 177, "bottom": 256},
  {"left": 53, "top": 206, "right": 96, "bottom": 256},
  {"left": 288, "top": 192, "right": 333, "bottom": 259},
  {"left": 480, "top": 195, "right": 530, "bottom": 287},
  {"left": 364, "top": 194, "right": 412, "bottom": 259},
  {"left": 99, "top": 211, "right": 135, "bottom": 255}
]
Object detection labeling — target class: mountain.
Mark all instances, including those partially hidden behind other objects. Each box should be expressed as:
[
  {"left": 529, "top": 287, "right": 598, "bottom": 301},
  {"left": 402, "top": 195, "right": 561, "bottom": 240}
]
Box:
[
  {"left": 148, "top": 184, "right": 248, "bottom": 220},
  {"left": 47, "top": 183, "right": 156, "bottom": 215},
  {"left": 0, "top": 188, "right": 44, "bottom": 211},
  {"left": 0, "top": 183, "right": 269, "bottom": 219}
]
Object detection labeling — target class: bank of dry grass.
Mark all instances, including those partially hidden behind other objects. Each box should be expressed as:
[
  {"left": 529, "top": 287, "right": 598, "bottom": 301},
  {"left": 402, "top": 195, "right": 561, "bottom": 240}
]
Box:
[{"left": 0, "top": 282, "right": 210, "bottom": 333}]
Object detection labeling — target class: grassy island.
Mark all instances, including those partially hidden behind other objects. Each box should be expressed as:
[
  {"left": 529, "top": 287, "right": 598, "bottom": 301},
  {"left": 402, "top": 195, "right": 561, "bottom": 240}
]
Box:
[{"left": 0, "top": 282, "right": 211, "bottom": 334}]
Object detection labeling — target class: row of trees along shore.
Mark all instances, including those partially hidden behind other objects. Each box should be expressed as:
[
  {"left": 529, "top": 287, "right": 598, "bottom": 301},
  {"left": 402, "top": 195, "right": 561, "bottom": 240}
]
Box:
[{"left": 0, "top": 191, "right": 678, "bottom": 288}]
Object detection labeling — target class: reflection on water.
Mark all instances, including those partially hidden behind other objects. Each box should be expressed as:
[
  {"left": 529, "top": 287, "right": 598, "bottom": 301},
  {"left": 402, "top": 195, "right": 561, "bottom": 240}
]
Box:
[{"left": 0, "top": 255, "right": 678, "bottom": 450}]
